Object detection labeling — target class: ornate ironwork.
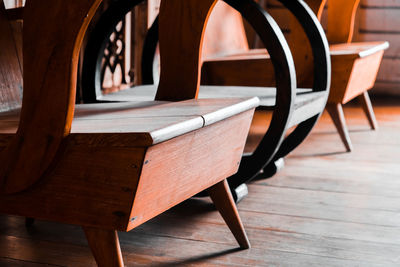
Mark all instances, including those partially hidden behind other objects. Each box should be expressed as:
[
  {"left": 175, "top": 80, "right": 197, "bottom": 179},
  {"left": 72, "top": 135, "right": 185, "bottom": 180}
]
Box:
[{"left": 101, "top": 19, "right": 128, "bottom": 92}]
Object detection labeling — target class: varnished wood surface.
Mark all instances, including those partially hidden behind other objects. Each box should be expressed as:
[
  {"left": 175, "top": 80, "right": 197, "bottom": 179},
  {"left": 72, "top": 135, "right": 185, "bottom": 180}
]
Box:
[
  {"left": 128, "top": 110, "right": 255, "bottom": 230},
  {"left": 358, "top": 91, "right": 378, "bottom": 130},
  {"left": 208, "top": 179, "right": 251, "bottom": 249},
  {"left": 0, "top": 107, "right": 255, "bottom": 232},
  {"left": 156, "top": 0, "right": 217, "bottom": 100},
  {"left": 1, "top": 99, "right": 399, "bottom": 266},
  {"left": 327, "top": 0, "right": 360, "bottom": 44},
  {"left": 98, "top": 85, "right": 326, "bottom": 111},
  {"left": 97, "top": 84, "right": 326, "bottom": 131},
  {"left": 0, "top": 0, "right": 103, "bottom": 194},
  {"left": 330, "top": 41, "right": 389, "bottom": 59},
  {"left": 0, "top": 98, "right": 258, "bottom": 145},
  {"left": 326, "top": 103, "right": 353, "bottom": 152},
  {"left": 83, "top": 227, "right": 124, "bottom": 267}
]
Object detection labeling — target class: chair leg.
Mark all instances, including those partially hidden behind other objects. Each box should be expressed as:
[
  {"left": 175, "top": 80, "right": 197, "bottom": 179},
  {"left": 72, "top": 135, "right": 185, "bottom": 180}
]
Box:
[
  {"left": 326, "top": 103, "right": 353, "bottom": 152},
  {"left": 207, "top": 179, "right": 251, "bottom": 249},
  {"left": 358, "top": 91, "right": 378, "bottom": 130},
  {"left": 83, "top": 227, "right": 124, "bottom": 267}
]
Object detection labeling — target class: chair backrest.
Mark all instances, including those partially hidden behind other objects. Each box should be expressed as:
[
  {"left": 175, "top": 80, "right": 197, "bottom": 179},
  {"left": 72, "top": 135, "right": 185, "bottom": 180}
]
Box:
[
  {"left": 0, "top": 0, "right": 22, "bottom": 112},
  {"left": 0, "top": 0, "right": 103, "bottom": 194},
  {"left": 326, "top": 0, "right": 360, "bottom": 44}
]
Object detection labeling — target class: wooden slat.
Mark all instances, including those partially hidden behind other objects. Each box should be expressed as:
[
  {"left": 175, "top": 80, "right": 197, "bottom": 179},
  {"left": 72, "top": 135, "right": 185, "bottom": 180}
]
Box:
[
  {"left": 101, "top": 84, "right": 316, "bottom": 108},
  {"left": 361, "top": 0, "right": 400, "bottom": 7},
  {"left": 353, "top": 1, "right": 400, "bottom": 95},
  {"left": 358, "top": 8, "right": 400, "bottom": 32},
  {"left": 0, "top": 98, "right": 259, "bottom": 145},
  {"left": 376, "top": 58, "right": 400, "bottom": 82},
  {"left": 128, "top": 110, "right": 254, "bottom": 230},
  {"left": 330, "top": 41, "right": 389, "bottom": 59}
]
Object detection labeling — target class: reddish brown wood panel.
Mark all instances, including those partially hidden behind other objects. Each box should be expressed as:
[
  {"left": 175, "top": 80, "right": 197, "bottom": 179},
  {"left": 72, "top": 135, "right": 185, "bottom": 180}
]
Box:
[
  {"left": 128, "top": 110, "right": 254, "bottom": 230},
  {"left": 156, "top": 0, "right": 217, "bottom": 101},
  {"left": 0, "top": 0, "right": 103, "bottom": 194}
]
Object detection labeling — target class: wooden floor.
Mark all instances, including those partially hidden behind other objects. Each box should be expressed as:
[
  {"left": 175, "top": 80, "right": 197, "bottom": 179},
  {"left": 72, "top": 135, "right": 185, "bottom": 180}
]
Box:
[{"left": 1, "top": 99, "right": 400, "bottom": 266}]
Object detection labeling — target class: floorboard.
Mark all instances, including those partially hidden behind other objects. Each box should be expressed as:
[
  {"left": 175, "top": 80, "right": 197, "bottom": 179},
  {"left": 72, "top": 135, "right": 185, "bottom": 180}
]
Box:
[{"left": 1, "top": 99, "right": 399, "bottom": 266}]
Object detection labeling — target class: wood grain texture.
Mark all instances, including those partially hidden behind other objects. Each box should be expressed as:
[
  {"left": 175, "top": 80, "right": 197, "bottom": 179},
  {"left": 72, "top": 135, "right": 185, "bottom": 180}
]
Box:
[
  {"left": 208, "top": 179, "right": 251, "bottom": 249},
  {"left": 1, "top": 101, "right": 400, "bottom": 266},
  {"left": 340, "top": 50, "right": 384, "bottom": 104},
  {"left": 0, "top": 144, "right": 146, "bottom": 230},
  {"left": 132, "top": 1, "right": 148, "bottom": 85},
  {"left": 326, "top": 103, "right": 353, "bottom": 152},
  {"left": 202, "top": 54, "right": 276, "bottom": 87},
  {"left": 327, "top": 0, "right": 361, "bottom": 44},
  {"left": 83, "top": 227, "right": 124, "bottom": 267},
  {"left": 330, "top": 41, "right": 389, "bottom": 59},
  {"left": 0, "top": 0, "right": 103, "bottom": 194},
  {"left": 156, "top": 0, "right": 217, "bottom": 101},
  {"left": 128, "top": 110, "right": 254, "bottom": 230},
  {"left": 358, "top": 91, "right": 378, "bottom": 130},
  {"left": 0, "top": 0, "right": 22, "bottom": 112},
  {"left": 0, "top": 0, "right": 258, "bottom": 265},
  {"left": 0, "top": 98, "right": 259, "bottom": 145}
]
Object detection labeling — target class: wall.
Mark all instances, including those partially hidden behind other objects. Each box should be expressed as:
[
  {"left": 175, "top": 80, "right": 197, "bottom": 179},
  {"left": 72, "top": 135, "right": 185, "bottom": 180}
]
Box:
[{"left": 355, "top": 0, "right": 400, "bottom": 95}]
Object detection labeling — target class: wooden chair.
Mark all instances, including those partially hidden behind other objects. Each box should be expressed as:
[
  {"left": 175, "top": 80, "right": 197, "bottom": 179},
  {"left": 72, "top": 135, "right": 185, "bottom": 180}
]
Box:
[
  {"left": 78, "top": 0, "right": 331, "bottom": 201},
  {"left": 321, "top": 0, "right": 388, "bottom": 151},
  {"left": 201, "top": 0, "right": 389, "bottom": 152},
  {"left": 0, "top": 0, "right": 257, "bottom": 265}
]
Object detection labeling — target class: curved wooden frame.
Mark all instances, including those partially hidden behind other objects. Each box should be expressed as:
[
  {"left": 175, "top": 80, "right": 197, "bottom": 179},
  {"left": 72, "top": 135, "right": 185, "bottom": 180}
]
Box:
[
  {"left": 326, "top": 0, "right": 361, "bottom": 44},
  {"left": 265, "top": 0, "right": 331, "bottom": 163},
  {"left": 220, "top": 0, "right": 296, "bottom": 184},
  {"left": 0, "top": 0, "right": 103, "bottom": 193}
]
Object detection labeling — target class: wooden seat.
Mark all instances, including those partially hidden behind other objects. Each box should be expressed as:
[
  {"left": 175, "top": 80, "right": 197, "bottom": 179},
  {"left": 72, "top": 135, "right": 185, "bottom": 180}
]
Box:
[
  {"left": 78, "top": 0, "right": 330, "bottom": 200},
  {"left": 0, "top": 0, "right": 256, "bottom": 265},
  {"left": 202, "top": 0, "right": 388, "bottom": 152},
  {"left": 102, "top": 85, "right": 327, "bottom": 130}
]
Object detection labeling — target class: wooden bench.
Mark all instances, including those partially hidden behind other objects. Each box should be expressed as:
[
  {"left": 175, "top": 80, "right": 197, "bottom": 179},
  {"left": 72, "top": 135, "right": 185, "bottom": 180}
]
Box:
[
  {"left": 77, "top": 0, "right": 331, "bottom": 200},
  {"left": 0, "top": 0, "right": 257, "bottom": 265},
  {"left": 201, "top": 0, "right": 388, "bottom": 152}
]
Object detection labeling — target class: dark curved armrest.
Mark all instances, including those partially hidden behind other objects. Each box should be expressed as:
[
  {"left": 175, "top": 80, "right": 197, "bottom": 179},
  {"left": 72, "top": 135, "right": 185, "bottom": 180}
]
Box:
[{"left": 279, "top": 0, "right": 331, "bottom": 93}]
